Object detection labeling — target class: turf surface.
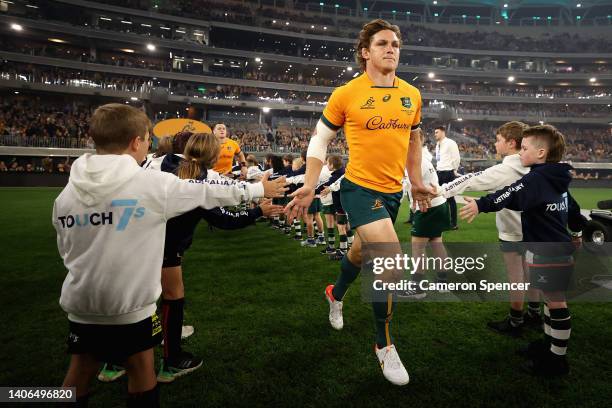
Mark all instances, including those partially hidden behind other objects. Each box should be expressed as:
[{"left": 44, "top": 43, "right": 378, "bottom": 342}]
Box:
[{"left": 0, "top": 187, "right": 610, "bottom": 407}]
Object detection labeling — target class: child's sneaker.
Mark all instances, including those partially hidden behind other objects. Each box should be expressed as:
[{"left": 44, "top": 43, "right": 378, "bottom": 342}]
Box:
[
  {"left": 397, "top": 288, "right": 426, "bottom": 300},
  {"left": 97, "top": 363, "right": 126, "bottom": 382},
  {"left": 487, "top": 316, "right": 523, "bottom": 337},
  {"left": 157, "top": 351, "right": 203, "bottom": 383},
  {"left": 522, "top": 349, "right": 569, "bottom": 377},
  {"left": 300, "top": 238, "right": 317, "bottom": 247}
]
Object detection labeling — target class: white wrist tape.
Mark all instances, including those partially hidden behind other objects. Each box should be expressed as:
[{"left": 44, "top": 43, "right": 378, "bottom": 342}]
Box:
[{"left": 306, "top": 120, "right": 336, "bottom": 162}]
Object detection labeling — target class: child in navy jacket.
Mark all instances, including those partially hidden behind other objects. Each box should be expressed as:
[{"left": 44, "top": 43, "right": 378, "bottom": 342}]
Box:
[{"left": 461, "top": 125, "right": 587, "bottom": 377}]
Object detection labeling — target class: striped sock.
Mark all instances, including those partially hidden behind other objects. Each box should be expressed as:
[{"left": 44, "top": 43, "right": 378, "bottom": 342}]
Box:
[
  {"left": 294, "top": 220, "right": 302, "bottom": 238},
  {"left": 549, "top": 307, "right": 571, "bottom": 356},
  {"left": 527, "top": 302, "right": 541, "bottom": 317},
  {"left": 509, "top": 307, "right": 524, "bottom": 327},
  {"left": 327, "top": 228, "right": 335, "bottom": 249},
  {"left": 347, "top": 228, "right": 354, "bottom": 245},
  {"left": 543, "top": 304, "right": 552, "bottom": 344},
  {"left": 339, "top": 234, "right": 347, "bottom": 250}
]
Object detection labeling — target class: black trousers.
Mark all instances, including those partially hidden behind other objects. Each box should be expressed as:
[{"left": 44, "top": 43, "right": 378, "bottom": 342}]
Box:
[{"left": 437, "top": 170, "right": 457, "bottom": 227}]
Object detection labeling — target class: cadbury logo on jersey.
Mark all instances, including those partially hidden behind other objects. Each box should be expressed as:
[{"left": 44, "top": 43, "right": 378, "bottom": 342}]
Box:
[{"left": 365, "top": 116, "right": 411, "bottom": 131}]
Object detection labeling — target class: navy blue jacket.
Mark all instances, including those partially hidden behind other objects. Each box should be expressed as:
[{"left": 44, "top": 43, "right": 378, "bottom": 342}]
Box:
[
  {"left": 316, "top": 167, "right": 345, "bottom": 209},
  {"left": 161, "top": 154, "right": 262, "bottom": 255},
  {"left": 477, "top": 163, "right": 587, "bottom": 255}
]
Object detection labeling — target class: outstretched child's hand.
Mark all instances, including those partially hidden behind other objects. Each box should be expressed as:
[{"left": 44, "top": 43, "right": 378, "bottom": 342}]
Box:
[
  {"left": 258, "top": 199, "right": 284, "bottom": 217},
  {"left": 459, "top": 196, "right": 479, "bottom": 223},
  {"left": 261, "top": 173, "right": 288, "bottom": 198}
]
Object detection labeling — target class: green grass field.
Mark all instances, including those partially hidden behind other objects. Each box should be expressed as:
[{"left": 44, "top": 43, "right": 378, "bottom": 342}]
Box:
[{"left": 0, "top": 187, "right": 610, "bottom": 407}]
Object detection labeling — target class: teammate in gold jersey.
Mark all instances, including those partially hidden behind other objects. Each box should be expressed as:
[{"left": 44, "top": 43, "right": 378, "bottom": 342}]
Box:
[
  {"left": 286, "top": 19, "right": 435, "bottom": 385},
  {"left": 212, "top": 123, "right": 247, "bottom": 177}
]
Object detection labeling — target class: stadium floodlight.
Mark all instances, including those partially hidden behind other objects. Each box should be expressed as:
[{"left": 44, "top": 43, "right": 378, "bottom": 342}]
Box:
[
  {"left": 121, "top": 20, "right": 132, "bottom": 24},
  {"left": 130, "top": 97, "right": 138, "bottom": 101},
  {"left": 255, "top": 57, "right": 261, "bottom": 62},
  {"left": 347, "top": 66, "right": 353, "bottom": 71},
  {"left": 272, "top": 20, "right": 276, "bottom": 23},
  {"left": 507, "top": 76, "right": 515, "bottom": 82},
  {"left": 262, "top": 107, "right": 271, "bottom": 113},
  {"left": 48, "top": 38, "right": 67, "bottom": 43},
  {"left": 10, "top": 23, "right": 23, "bottom": 31},
  {"left": 576, "top": 3, "right": 581, "bottom": 7},
  {"left": 311, "top": 25, "right": 315, "bottom": 28},
  {"left": 324, "top": 26, "right": 327, "bottom": 30},
  {"left": 146, "top": 43, "right": 156, "bottom": 51},
  {"left": 14, "top": 91, "right": 19, "bottom": 94},
  {"left": 428, "top": 72, "right": 435, "bottom": 79},
  {"left": 457, "top": 118, "right": 463, "bottom": 122},
  {"left": 503, "top": 3, "right": 508, "bottom": 8},
  {"left": 433, "top": 0, "right": 437, "bottom": 4},
  {"left": 99, "top": 17, "right": 112, "bottom": 21},
  {"left": 141, "top": 23, "right": 152, "bottom": 27},
  {"left": 589, "top": 77, "right": 597, "bottom": 83},
  {"left": 319, "top": 2, "right": 324, "bottom": 5},
  {"left": 285, "top": 22, "right": 289, "bottom": 25}
]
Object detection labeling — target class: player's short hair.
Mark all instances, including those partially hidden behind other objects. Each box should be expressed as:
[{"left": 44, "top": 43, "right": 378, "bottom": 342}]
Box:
[
  {"left": 212, "top": 122, "right": 226, "bottom": 131},
  {"left": 496, "top": 121, "right": 527, "bottom": 150},
  {"left": 523, "top": 124, "right": 566, "bottom": 163},
  {"left": 177, "top": 133, "right": 220, "bottom": 180},
  {"left": 434, "top": 126, "right": 446, "bottom": 132},
  {"left": 90, "top": 103, "right": 151, "bottom": 152},
  {"left": 327, "top": 155, "right": 343, "bottom": 170},
  {"left": 355, "top": 19, "right": 402, "bottom": 72}
]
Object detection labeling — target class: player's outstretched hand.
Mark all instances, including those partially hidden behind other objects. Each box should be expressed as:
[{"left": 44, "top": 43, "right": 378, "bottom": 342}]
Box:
[
  {"left": 459, "top": 196, "right": 479, "bottom": 223},
  {"left": 411, "top": 183, "right": 436, "bottom": 212},
  {"left": 261, "top": 172, "right": 288, "bottom": 198},
  {"left": 258, "top": 198, "right": 284, "bottom": 217},
  {"left": 285, "top": 185, "right": 314, "bottom": 220}
]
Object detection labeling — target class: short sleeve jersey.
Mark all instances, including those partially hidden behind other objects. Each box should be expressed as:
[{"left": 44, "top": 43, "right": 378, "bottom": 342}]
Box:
[
  {"left": 321, "top": 73, "right": 422, "bottom": 193},
  {"left": 213, "top": 139, "right": 241, "bottom": 174}
]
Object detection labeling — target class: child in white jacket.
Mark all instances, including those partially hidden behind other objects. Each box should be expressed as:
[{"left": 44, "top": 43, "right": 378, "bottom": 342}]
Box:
[
  {"left": 54, "top": 104, "right": 286, "bottom": 407},
  {"left": 437, "top": 121, "right": 543, "bottom": 336},
  {"left": 399, "top": 145, "right": 452, "bottom": 299}
]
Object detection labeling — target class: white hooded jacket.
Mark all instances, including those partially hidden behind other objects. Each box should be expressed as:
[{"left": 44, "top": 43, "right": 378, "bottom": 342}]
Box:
[
  {"left": 439, "top": 153, "right": 529, "bottom": 241},
  {"left": 54, "top": 153, "right": 263, "bottom": 325}
]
